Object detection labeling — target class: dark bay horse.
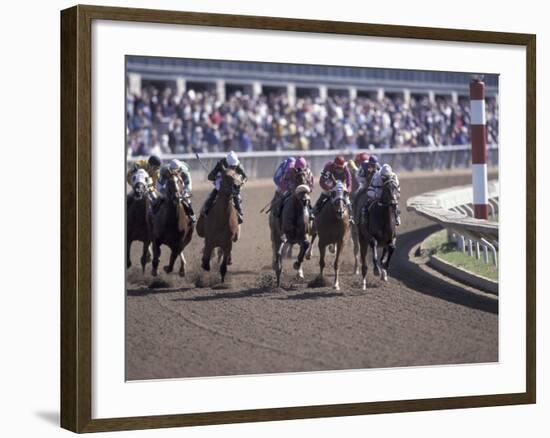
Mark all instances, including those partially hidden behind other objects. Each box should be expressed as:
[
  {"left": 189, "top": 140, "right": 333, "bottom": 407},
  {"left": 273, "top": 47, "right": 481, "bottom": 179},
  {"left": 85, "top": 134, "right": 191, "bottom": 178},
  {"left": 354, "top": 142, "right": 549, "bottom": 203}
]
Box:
[
  {"left": 269, "top": 183, "right": 312, "bottom": 286},
  {"left": 313, "top": 181, "right": 351, "bottom": 290},
  {"left": 127, "top": 174, "right": 151, "bottom": 273},
  {"left": 351, "top": 188, "right": 369, "bottom": 275},
  {"left": 150, "top": 173, "right": 194, "bottom": 277},
  {"left": 359, "top": 178, "right": 399, "bottom": 288},
  {"left": 196, "top": 168, "right": 243, "bottom": 283}
]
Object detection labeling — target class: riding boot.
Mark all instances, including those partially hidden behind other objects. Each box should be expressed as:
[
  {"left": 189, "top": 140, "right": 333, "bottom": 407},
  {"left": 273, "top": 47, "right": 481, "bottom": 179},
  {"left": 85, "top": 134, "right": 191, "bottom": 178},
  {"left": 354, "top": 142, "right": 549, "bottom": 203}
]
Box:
[
  {"left": 233, "top": 194, "right": 244, "bottom": 224},
  {"left": 201, "top": 189, "right": 218, "bottom": 216},
  {"left": 362, "top": 201, "right": 370, "bottom": 227},
  {"left": 347, "top": 201, "right": 355, "bottom": 224},
  {"left": 151, "top": 197, "right": 163, "bottom": 214},
  {"left": 185, "top": 202, "right": 197, "bottom": 224}
]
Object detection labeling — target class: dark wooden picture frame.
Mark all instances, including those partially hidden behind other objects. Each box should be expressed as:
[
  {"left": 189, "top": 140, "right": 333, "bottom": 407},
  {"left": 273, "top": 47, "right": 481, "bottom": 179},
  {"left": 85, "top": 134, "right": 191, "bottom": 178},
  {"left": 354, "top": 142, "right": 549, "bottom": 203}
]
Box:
[{"left": 61, "top": 4, "right": 536, "bottom": 433}]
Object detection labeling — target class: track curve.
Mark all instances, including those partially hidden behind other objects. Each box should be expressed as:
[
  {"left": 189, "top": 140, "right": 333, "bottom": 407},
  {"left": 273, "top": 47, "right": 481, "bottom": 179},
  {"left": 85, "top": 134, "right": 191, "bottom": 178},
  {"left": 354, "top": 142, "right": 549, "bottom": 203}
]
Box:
[{"left": 126, "top": 170, "right": 498, "bottom": 380}]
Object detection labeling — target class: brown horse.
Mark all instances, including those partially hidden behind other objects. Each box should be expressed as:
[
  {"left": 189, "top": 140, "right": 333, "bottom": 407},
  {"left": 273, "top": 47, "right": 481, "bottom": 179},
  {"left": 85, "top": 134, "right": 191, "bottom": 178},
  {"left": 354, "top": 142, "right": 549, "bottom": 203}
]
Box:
[
  {"left": 351, "top": 188, "right": 369, "bottom": 275},
  {"left": 313, "top": 181, "right": 351, "bottom": 290},
  {"left": 196, "top": 168, "right": 243, "bottom": 283},
  {"left": 358, "top": 179, "right": 399, "bottom": 289},
  {"left": 127, "top": 176, "right": 151, "bottom": 273},
  {"left": 269, "top": 183, "right": 312, "bottom": 287},
  {"left": 150, "top": 173, "right": 194, "bottom": 277}
]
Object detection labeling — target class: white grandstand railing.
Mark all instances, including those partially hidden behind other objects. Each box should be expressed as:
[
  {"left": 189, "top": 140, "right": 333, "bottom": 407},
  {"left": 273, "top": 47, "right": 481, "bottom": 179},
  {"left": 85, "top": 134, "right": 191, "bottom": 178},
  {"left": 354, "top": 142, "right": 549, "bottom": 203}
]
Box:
[
  {"left": 127, "top": 144, "right": 499, "bottom": 180},
  {"left": 127, "top": 144, "right": 498, "bottom": 161}
]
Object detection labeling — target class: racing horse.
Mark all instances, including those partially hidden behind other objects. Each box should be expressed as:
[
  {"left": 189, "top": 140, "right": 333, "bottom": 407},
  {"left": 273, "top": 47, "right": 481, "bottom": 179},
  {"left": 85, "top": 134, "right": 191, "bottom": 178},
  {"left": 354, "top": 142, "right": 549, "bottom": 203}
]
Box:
[
  {"left": 359, "top": 177, "right": 399, "bottom": 288},
  {"left": 196, "top": 167, "right": 243, "bottom": 283},
  {"left": 269, "top": 170, "right": 313, "bottom": 286},
  {"left": 350, "top": 188, "right": 369, "bottom": 275},
  {"left": 150, "top": 173, "right": 194, "bottom": 277},
  {"left": 313, "top": 181, "right": 351, "bottom": 290},
  {"left": 127, "top": 170, "right": 151, "bottom": 273}
]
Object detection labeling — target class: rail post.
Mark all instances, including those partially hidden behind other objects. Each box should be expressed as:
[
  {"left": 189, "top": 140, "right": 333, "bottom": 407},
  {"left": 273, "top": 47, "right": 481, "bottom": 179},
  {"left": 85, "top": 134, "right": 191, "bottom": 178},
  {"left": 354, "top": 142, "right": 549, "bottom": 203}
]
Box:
[{"left": 470, "top": 78, "right": 489, "bottom": 219}]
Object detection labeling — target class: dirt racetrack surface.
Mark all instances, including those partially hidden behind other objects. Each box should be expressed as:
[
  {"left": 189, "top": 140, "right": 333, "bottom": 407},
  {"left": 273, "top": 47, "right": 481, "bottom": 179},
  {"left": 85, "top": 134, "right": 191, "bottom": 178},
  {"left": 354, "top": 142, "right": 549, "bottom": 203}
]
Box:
[{"left": 126, "top": 170, "right": 498, "bottom": 380}]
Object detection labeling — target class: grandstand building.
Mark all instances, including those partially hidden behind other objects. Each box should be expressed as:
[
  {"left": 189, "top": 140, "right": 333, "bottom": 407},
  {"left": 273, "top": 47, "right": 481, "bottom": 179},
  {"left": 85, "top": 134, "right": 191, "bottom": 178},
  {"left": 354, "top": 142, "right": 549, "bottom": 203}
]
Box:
[{"left": 126, "top": 56, "right": 498, "bottom": 104}]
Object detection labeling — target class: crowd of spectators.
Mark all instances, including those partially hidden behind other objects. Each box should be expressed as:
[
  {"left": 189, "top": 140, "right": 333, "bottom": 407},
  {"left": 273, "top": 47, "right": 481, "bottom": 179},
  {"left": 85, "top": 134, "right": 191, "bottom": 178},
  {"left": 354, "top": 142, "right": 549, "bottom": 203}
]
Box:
[{"left": 126, "top": 84, "right": 499, "bottom": 157}]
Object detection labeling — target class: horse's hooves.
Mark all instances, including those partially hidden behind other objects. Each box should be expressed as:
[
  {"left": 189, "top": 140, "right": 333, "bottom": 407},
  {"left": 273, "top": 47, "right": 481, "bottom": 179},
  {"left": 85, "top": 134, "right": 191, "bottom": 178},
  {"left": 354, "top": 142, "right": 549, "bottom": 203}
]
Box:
[
  {"left": 163, "top": 266, "right": 172, "bottom": 274},
  {"left": 152, "top": 270, "right": 158, "bottom": 277},
  {"left": 334, "top": 284, "right": 340, "bottom": 291},
  {"left": 293, "top": 261, "right": 300, "bottom": 270},
  {"left": 382, "top": 270, "right": 388, "bottom": 282},
  {"left": 179, "top": 270, "right": 185, "bottom": 277},
  {"left": 305, "top": 254, "right": 311, "bottom": 260},
  {"left": 202, "top": 261, "right": 210, "bottom": 272}
]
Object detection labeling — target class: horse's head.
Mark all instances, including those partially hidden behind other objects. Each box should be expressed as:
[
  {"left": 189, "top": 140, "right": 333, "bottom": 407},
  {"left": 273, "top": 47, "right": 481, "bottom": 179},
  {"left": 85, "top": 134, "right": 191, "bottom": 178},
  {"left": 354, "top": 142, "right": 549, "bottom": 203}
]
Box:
[
  {"left": 131, "top": 169, "right": 149, "bottom": 201},
  {"left": 380, "top": 178, "right": 399, "bottom": 207},
  {"left": 293, "top": 184, "right": 311, "bottom": 206},
  {"left": 165, "top": 173, "right": 185, "bottom": 205},
  {"left": 293, "top": 168, "right": 308, "bottom": 187},
  {"left": 220, "top": 167, "right": 243, "bottom": 196},
  {"left": 330, "top": 180, "right": 347, "bottom": 219}
]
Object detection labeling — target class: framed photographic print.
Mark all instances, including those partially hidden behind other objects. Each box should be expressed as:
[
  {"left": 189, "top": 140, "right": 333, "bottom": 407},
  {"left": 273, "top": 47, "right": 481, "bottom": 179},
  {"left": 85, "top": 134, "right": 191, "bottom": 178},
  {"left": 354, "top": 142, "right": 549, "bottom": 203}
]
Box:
[{"left": 60, "top": 4, "right": 536, "bottom": 433}]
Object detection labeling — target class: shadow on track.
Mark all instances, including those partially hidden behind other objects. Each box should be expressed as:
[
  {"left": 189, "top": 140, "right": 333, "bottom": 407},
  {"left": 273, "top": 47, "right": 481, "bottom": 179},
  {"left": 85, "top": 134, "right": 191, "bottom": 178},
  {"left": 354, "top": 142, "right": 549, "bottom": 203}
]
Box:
[
  {"left": 392, "top": 225, "right": 498, "bottom": 315},
  {"left": 172, "top": 286, "right": 272, "bottom": 302},
  {"left": 276, "top": 291, "right": 344, "bottom": 301}
]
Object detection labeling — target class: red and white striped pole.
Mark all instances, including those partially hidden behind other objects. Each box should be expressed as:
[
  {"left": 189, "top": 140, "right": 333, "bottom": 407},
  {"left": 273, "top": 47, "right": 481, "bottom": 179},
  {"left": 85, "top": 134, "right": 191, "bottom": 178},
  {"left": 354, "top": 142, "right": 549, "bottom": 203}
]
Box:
[{"left": 470, "top": 78, "right": 489, "bottom": 220}]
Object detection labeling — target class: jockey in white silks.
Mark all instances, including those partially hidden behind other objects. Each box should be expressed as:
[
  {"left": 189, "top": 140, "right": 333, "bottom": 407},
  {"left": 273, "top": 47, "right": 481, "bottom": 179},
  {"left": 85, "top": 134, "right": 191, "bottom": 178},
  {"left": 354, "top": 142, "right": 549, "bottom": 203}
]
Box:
[{"left": 365, "top": 163, "right": 401, "bottom": 226}]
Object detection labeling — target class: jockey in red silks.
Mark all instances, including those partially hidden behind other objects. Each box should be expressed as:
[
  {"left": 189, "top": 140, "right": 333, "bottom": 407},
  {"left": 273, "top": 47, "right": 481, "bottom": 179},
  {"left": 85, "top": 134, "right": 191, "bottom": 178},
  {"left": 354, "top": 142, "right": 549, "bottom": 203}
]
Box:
[{"left": 312, "top": 155, "right": 354, "bottom": 223}]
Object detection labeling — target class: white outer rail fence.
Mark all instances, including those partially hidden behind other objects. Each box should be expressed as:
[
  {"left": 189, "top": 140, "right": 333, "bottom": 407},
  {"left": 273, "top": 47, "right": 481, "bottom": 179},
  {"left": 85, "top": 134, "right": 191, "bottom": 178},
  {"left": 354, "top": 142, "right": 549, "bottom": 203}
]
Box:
[
  {"left": 127, "top": 144, "right": 498, "bottom": 181},
  {"left": 406, "top": 181, "right": 499, "bottom": 265}
]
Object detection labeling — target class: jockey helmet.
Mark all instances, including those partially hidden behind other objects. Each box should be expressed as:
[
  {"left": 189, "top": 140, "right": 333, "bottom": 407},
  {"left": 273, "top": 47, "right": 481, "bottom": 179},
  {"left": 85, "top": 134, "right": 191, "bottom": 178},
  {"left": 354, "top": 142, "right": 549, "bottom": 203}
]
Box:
[
  {"left": 226, "top": 151, "right": 240, "bottom": 167},
  {"left": 334, "top": 155, "right": 346, "bottom": 168},
  {"left": 148, "top": 155, "right": 161, "bottom": 168},
  {"left": 367, "top": 155, "right": 379, "bottom": 166},
  {"left": 354, "top": 152, "right": 369, "bottom": 165},
  {"left": 295, "top": 156, "right": 307, "bottom": 169},
  {"left": 169, "top": 159, "right": 182, "bottom": 172},
  {"left": 380, "top": 163, "right": 393, "bottom": 179}
]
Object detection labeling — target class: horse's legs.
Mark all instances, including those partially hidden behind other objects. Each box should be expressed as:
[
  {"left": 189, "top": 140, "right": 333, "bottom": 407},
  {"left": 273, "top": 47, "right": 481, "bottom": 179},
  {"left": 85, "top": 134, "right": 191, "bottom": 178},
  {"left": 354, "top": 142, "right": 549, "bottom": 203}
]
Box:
[
  {"left": 151, "top": 238, "right": 161, "bottom": 277},
  {"left": 140, "top": 240, "right": 149, "bottom": 274},
  {"left": 380, "top": 243, "right": 396, "bottom": 282},
  {"left": 294, "top": 239, "right": 310, "bottom": 279},
  {"left": 179, "top": 251, "right": 186, "bottom": 277},
  {"left": 202, "top": 241, "right": 214, "bottom": 272},
  {"left": 319, "top": 242, "right": 326, "bottom": 278},
  {"left": 352, "top": 226, "right": 360, "bottom": 275},
  {"left": 370, "top": 237, "right": 381, "bottom": 277},
  {"left": 360, "top": 238, "right": 369, "bottom": 290},
  {"left": 220, "top": 242, "right": 232, "bottom": 283},
  {"left": 127, "top": 239, "right": 132, "bottom": 269},
  {"left": 332, "top": 242, "right": 343, "bottom": 290},
  {"left": 272, "top": 236, "right": 284, "bottom": 287},
  {"left": 163, "top": 246, "right": 179, "bottom": 274},
  {"left": 306, "top": 233, "right": 316, "bottom": 260}
]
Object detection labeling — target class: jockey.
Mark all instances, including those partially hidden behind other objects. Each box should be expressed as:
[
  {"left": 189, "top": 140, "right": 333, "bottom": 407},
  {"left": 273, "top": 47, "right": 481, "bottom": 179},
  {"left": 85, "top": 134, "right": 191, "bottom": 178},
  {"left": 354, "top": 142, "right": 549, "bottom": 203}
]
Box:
[
  {"left": 275, "top": 156, "right": 314, "bottom": 218},
  {"left": 201, "top": 151, "right": 248, "bottom": 224},
  {"left": 348, "top": 151, "right": 370, "bottom": 176},
  {"left": 357, "top": 155, "right": 380, "bottom": 194},
  {"left": 156, "top": 159, "right": 196, "bottom": 223},
  {"left": 273, "top": 156, "right": 295, "bottom": 193},
  {"left": 312, "top": 155, "right": 354, "bottom": 224},
  {"left": 127, "top": 155, "right": 161, "bottom": 187},
  {"left": 364, "top": 163, "right": 401, "bottom": 226},
  {"left": 128, "top": 168, "right": 157, "bottom": 205}
]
